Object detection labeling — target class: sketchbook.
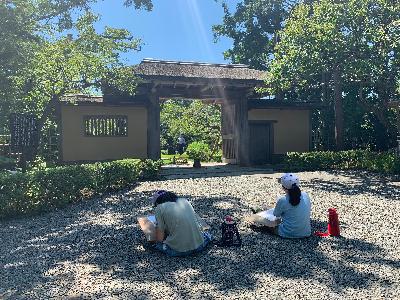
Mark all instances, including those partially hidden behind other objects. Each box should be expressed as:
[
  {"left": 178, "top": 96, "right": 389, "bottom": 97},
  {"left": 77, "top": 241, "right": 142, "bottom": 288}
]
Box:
[
  {"left": 137, "top": 215, "right": 157, "bottom": 241},
  {"left": 147, "top": 215, "right": 157, "bottom": 224},
  {"left": 256, "top": 208, "right": 277, "bottom": 222}
]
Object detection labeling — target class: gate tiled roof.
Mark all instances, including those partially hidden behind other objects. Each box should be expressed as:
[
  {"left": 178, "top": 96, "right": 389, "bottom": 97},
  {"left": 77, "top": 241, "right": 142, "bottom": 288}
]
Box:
[{"left": 133, "top": 59, "right": 265, "bottom": 82}]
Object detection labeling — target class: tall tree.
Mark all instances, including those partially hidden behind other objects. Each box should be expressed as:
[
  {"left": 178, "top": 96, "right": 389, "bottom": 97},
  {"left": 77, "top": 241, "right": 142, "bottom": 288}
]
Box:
[
  {"left": 267, "top": 0, "right": 400, "bottom": 150},
  {"left": 18, "top": 12, "right": 141, "bottom": 152},
  {"left": 0, "top": 0, "right": 153, "bottom": 131},
  {"left": 213, "top": 0, "right": 312, "bottom": 70}
]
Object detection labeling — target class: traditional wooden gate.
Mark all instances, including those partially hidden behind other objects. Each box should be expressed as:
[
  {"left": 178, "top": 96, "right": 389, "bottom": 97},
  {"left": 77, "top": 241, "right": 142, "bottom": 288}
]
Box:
[{"left": 221, "top": 103, "right": 236, "bottom": 163}]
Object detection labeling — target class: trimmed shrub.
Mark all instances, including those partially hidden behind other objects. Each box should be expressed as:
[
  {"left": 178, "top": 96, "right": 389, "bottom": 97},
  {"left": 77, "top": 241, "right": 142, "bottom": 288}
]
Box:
[
  {"left": 283, "top": 150, "right": 400, "bottom": 175},
  {"left": 186, "top": 141, "right": 211, "bottom": 161},
  {"left": 0, "top": 159, "right": 161, "bottom": 219}
]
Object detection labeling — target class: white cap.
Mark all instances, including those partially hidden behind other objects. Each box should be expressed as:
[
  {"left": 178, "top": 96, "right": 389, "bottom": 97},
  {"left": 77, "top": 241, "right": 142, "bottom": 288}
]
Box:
[{"left": 280, "top": 173, "right": 300, "bottom": 189}]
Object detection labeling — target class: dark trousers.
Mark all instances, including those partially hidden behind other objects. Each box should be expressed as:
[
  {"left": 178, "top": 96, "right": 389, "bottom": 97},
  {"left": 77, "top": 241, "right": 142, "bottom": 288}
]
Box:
[{"left": 177, "top": 143, "right": 185, "bottom": 155}]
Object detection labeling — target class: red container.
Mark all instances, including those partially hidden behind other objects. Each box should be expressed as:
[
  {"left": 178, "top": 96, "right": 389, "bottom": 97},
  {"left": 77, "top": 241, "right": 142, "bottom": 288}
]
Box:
[{"left": 327, "top": 208, "right": 340, "bottom": 237}]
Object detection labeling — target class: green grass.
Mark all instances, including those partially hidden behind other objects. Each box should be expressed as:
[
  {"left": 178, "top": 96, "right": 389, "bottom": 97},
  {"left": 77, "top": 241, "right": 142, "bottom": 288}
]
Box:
[
  {"left": 161, "top": 153, "right": 189, "bottom": 165},
  {"left": 160, "top": 152, "right": 222, "bottom": 165}
]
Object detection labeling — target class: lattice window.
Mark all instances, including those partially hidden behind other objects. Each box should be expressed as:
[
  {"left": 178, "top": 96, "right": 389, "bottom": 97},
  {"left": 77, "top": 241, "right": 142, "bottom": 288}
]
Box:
[
  {"left": 9, "top": 113, "right": 38, "bottom": 150},
  {"left": 84, "top": 116, "right": 128, "bottom": 137}
]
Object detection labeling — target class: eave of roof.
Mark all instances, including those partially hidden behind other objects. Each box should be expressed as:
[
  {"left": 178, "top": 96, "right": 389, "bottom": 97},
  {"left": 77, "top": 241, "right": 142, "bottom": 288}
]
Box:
[
  {"left": 133, "top": 59, "right": 266, "bottom": 82},
  {"left": 60, "top": 94, "right": 104, "bottom": 103},
  {"left": 248, "top": 99, "right": 326, "bottom": 110}
]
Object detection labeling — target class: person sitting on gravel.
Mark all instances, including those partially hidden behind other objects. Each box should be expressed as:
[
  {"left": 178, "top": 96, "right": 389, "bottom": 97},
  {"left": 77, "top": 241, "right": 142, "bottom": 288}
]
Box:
[
  {"left": 247, "top": 173, "right": 311, "bottom": 238},
  {"left": 139, "top": 190, "right": 212, "bottom": 257}
]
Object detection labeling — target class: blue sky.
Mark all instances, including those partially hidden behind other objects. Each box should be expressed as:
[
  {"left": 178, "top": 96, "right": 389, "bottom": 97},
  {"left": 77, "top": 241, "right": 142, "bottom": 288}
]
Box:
[{"left": 91, "top": 0, "right": 240, "bottom": 65}]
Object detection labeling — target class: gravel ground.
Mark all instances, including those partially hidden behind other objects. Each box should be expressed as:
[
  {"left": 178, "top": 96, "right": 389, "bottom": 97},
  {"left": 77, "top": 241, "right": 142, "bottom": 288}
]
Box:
[{"left": 1, "top": 170, "right": 399, "bottom": 299}]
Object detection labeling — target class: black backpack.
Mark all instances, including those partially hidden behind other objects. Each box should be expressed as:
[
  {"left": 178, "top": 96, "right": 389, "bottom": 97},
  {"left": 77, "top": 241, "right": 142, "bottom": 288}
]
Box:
[{"left": 216, "top": 216, "right": 242, "bottom": 247}]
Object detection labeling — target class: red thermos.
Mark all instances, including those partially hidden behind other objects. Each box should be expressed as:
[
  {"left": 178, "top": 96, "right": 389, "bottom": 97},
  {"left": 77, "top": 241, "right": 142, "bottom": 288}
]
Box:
[{"left": 327, "top": 208, "right": 340, "bottom": 237}]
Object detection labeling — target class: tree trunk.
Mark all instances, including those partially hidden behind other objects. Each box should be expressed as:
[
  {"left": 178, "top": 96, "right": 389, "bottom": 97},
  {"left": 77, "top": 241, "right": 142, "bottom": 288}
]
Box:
[
  {"left": 321, "top": 71, "right": 335, "bottom": 150},
  {"left": 333, "top": 67, "right": 344, "bottom": 150},
  {"left": 358, "top": 84, "right": 391, "bottom": 150},
  {"left": 396, "top": 108, "right": 400, "bottom": 156}
]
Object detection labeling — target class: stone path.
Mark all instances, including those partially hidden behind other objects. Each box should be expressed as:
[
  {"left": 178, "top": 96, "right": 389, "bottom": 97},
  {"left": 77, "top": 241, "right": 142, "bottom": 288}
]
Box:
[{"left": 1, "top": 169, "right": 399, "bottom": 299}]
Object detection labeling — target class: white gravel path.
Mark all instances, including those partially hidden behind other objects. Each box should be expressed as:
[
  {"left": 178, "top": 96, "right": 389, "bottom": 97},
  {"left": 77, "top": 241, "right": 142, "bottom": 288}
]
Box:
[{"left": 1, "top": 170, "right": 399, "bottom": 299}]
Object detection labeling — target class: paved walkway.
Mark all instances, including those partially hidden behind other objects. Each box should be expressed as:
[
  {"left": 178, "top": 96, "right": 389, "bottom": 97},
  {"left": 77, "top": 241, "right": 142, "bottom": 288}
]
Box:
[{"left": 160, "top": 163, "right": 274, "bottom": 179}]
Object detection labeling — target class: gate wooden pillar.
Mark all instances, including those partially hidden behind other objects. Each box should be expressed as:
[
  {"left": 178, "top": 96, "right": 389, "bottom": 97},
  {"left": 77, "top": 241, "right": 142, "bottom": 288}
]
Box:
[
  {"left": 147, "top": 93, "right": 161, "bottom": 160},
  {"left": 221, "top": 102, "right": 236, "bottom": 163},
  {"left": 234, "top": 96, "right": 250, "bottom": 166}
]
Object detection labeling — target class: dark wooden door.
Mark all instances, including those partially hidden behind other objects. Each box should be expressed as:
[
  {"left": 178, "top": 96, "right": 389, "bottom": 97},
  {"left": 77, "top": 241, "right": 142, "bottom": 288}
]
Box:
[{"left": 250, "top": 122, "right": 272, "bottom": 165}]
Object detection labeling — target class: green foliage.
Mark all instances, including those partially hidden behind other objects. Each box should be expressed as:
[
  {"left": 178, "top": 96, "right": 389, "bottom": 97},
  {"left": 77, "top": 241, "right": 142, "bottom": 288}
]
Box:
[
  {"left": 342, "top": 91, "right": 398, "bottom": 150},
  {"left": 14, "top": 10, "right": 143, "bottom": 162},
  {"left": 0, "top": 0, "right": 152, "bottom": 142},
  {"left": 267, "top": 0, "right": 400, "bottom": 149},
  {"left": 0, "top": 156, "right": 15, "bottom": 170},
  {"left": 22, "top": 12, "right": 141, "bottom": 114},
  {"left": 283, "top": 150, "right": 400, "bottom": 175},
  {"left": 0, "top": 1, "right": 39, "bottom": 129},
  {"left": 135, "top": 159, "right": 162, "bottom": 180},
  {"left": 0, "top": 159, "right": 161, "bottom": 219},
  {"left": 160, "top": 100, "right": 221, "bottom": 155},
  {"left": 161, "top": 153, "right": 189, "bottom": 165},
  {"left": 123, "top": 0, "right": 153, "bottom": 10},
  {"left": 213, "top": 0, "right": 300, "bottom": 70},
  {"left": 210, "top": 149, "right": 223, "bottom": 163},
  {"left": 186, "top": 142, "right": 211, "bottom": 161}
]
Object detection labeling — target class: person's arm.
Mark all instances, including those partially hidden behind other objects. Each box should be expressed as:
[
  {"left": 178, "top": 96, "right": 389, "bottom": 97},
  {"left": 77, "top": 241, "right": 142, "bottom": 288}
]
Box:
[
  {"left": 155, "top": 227, "right": 165, "bottom": 242},
  {"left": 154, "top": 207, "right": 166, "bottom": 242},
  {"left": 273, "top": 198, "right": 284, "bottom": 218}
]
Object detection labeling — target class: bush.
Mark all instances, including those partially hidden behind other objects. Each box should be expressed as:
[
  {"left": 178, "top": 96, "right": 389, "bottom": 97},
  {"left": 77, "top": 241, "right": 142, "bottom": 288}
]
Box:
[
  {"left": 208, "top": 149, "right": 222, "bottom": 162},
  {"left": 0, "top": 156, "right": 16, "bottom": 170},
  {"left": 0, "top": 159, "right": 161, "bottom": 219},
  {"left": 283, "top": 150, "right": 400, "bottom": 175},
  {"left": 186, "top": 141, "right": 211, "bottom": 161}
]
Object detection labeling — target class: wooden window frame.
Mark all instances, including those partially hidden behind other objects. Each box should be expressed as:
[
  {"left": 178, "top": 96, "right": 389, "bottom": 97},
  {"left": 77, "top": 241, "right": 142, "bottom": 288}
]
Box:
[{"left": 83, "top": 115, "right": 128, "bottom": 137}]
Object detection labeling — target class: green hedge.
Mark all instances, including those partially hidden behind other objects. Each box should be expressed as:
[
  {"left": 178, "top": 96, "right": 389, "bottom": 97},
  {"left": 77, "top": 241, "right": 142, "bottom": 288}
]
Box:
[
  {"left": 0, "top": 159, "right": 161, "bottom": 219},
  {"left": 283, "top": 150, "right": 400, "bottom": 175}
]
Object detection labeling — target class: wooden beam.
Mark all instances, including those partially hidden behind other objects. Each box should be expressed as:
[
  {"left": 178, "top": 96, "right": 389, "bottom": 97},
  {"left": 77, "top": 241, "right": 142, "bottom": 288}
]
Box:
[
  {"left": 147, "top": 93, "right": 161, "bottom": 160},
  {"left": 221, "top": 102, "right": 237, "bottom": 163},
  {"left": 151, "top": 82, "right": 159, "bottom": 93},
  {"left": 139, "top": 76, "right": 264, "bottom": 88},
  {"left": 248, "top": 100, "right": 325, "bottom": 110},
  {"left": 55, "top": 102, "right": 64, "bottom": 163},
  {"left": 235, "top": 97, "right": 250, "bottom": 166},
  {"left": 201, "top": 85, "right": 213, "bottom": 92},
  {"left": 149, "top": 86, "right": 255, "bottom": 101}
]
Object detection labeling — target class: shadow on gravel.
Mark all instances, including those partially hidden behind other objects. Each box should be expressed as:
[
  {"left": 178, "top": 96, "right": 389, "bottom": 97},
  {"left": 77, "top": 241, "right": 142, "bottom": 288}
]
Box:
[
  {"left": 303, "top": 170, "right": 400, "bottom": 201},
  {"left": 1, "top": 189, "right": 398, "bottom": 298}
]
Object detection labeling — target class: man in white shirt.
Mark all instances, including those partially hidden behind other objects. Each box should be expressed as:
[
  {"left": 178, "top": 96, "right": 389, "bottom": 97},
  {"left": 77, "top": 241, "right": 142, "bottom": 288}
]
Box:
[{"left": 177, "top": 133, "right": 186, "bottom": 155}]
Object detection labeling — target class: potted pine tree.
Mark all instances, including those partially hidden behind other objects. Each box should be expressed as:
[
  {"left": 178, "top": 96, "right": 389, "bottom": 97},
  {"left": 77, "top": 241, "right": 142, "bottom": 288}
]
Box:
[{"left": 186, "top": 141, "right": 210, "bottom": 168}]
